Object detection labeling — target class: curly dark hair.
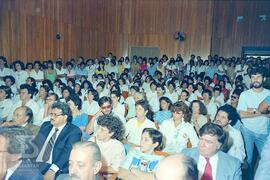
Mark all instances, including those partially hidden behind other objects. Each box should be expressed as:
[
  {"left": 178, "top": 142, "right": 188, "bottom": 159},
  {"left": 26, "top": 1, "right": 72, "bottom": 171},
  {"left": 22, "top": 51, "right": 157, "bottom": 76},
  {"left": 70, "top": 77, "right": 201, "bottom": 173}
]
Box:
[{"left": 97, "top": 115, "right": 125, "bottom": 141}]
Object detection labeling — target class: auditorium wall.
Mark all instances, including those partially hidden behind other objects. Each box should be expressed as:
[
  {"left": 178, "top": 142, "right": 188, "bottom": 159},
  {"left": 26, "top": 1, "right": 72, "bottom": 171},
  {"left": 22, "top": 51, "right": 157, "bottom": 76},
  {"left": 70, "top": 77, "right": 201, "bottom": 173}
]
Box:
[{"left": 0, "top": 0, "right": 269, "bottom": 64}]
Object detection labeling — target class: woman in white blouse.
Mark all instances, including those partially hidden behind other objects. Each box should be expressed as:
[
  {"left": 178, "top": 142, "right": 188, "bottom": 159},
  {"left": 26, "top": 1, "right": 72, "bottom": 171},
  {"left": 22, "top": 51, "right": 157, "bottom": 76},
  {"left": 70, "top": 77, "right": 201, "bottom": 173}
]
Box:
[
  {"left": 111, "top": 90, "right": 126, "bottom": 118},
  {"left": 13, "top": 60, "right": 29, "bottom": 89},
  {"left": 125, "top": 99, "right": 156, "bottom": 147},
  {"left": 160, "top": 101, "right": 199, "bottom": 154},
  {"left": 0, "top": 85, "right": 13, "bottom": 121},
  {"left": 82, "top": 89, "right": 100, "bottom": 116}
]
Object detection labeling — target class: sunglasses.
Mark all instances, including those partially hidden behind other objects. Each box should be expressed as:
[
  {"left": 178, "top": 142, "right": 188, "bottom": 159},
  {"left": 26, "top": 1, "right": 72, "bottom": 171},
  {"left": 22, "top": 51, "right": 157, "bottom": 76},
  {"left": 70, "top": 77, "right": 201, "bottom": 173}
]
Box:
[
  {"left": 101, "top": 105, "right": 111, "bottom": 110},
  {"left": 231, "top": 95, "right": 238, "bottom": 99}
]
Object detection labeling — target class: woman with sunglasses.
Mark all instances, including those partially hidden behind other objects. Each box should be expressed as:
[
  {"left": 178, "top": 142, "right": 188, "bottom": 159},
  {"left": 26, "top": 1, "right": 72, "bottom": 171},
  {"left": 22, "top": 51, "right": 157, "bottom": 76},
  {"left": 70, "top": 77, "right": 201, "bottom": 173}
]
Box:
[{"left": 159, "top": 101, "right": 198, "bottom": 154}]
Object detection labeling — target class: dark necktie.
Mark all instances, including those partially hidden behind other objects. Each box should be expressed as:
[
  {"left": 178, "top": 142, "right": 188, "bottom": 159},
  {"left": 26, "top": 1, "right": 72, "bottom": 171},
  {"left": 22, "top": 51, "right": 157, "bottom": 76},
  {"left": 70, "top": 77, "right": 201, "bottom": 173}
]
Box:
[
  {"left": 201, "top": 157, "right": 213, "bottom": 180},
  {"left": 42, "top": 128, "right": 59, "bottom": 162}
]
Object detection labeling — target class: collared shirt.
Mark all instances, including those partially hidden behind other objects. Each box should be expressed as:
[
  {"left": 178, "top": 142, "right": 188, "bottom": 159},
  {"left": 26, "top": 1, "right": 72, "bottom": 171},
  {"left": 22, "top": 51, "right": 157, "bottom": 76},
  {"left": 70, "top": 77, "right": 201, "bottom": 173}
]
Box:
[
  {"left": 198, "top": 154, "right": 218, "bottom": 180},
  {"left": 5, "top": 160, "right": 22, "bottom": 180},
  {"left": 159, "top": 119, "right": 199, "bottom": 153},
  {"left": 36, "top": 123, "right": 67, "bottom": 172},
  {"left": 227, "top": 125, "right": 246, "bottom": 163}
]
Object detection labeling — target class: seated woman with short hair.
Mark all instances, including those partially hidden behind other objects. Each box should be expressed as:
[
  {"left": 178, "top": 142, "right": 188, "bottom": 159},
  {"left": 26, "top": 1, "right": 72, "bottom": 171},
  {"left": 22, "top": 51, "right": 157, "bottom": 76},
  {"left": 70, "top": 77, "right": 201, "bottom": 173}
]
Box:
[{"left": 89, "top": 114, "right": 126, "bottom": 175}]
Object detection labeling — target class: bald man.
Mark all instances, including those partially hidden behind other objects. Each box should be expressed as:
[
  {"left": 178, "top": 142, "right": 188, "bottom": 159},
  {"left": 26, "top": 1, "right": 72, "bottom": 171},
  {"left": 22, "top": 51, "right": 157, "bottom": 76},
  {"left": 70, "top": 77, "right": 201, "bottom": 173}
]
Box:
[{"left": 154, "top": 154, "right": 198, "bottom": 180}]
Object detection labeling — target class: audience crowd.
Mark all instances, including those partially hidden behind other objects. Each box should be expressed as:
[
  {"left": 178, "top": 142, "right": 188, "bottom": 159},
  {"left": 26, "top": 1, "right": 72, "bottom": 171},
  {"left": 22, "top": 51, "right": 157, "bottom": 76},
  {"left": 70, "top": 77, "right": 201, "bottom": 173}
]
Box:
[{"left": 0, "top": 53, "right": 270, "bottom": 180}]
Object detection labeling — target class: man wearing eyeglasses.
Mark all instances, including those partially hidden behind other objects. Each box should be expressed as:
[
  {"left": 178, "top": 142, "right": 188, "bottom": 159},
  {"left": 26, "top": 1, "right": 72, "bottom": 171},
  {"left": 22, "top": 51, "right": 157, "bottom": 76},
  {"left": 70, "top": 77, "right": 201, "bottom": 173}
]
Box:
[
  {"left": 182, "top": 123, "right": 242, "bottom": 180},
  {"left": 32, "top": 101, "right": 82, "bottom": 180},
  {"left": 85, "top": 96, "right": 126, "bottom": 135}
]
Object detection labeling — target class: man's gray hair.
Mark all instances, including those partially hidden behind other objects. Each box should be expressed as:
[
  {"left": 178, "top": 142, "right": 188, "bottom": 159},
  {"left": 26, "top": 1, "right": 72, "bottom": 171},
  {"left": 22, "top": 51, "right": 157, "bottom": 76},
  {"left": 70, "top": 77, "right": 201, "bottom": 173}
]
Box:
[
  {"left": 72, "top": 141, "right": 101, "bottom": 163},
  {"left": 0, "top": 126, "right": 33, "bottom": 154}
]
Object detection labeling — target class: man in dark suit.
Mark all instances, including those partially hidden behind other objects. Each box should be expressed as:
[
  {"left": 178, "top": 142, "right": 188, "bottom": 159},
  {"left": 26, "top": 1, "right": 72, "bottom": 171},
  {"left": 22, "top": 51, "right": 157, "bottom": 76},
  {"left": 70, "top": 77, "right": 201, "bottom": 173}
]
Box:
[
  {"left": 0, "top": 126, "right": 43, "bottom": 180},
  {"left": 182, "top": 123, "right": 242, "bottom": 180},
  {"left": 32, "top": 101, "right": 82, "bottom": 180}
]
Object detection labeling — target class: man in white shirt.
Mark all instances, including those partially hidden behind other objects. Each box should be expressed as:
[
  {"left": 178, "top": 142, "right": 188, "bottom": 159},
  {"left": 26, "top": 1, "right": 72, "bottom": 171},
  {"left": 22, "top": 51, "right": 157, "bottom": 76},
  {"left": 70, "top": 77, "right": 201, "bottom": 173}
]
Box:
[
  {"left": 237, "top": 67, "right": 270, "bottom": 172},
  {"left": 7, "top": 84, "right": 40, "bottom": 124},
  {"left": 182, "top": 123, "right": 242, "bottom": 180}
]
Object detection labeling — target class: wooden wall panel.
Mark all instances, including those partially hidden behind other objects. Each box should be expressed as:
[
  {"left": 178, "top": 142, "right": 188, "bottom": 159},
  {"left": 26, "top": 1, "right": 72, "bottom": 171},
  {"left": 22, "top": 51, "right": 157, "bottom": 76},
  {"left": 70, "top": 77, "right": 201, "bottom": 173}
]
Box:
[
  {"left": 211, "top": 1, "right": 270, "bottom": 57},
  {"left": 3, "top": 0, "right": 267, "bottom": 64}
]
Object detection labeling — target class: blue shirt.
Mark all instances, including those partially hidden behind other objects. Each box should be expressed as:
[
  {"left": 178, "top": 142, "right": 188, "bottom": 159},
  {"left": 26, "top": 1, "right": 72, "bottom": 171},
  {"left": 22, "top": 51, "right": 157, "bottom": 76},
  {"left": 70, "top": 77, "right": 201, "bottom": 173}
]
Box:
[
  {"left": 75, "top": 67, "right": 88, "bottom": 76},
  {"left": 120, "top": 149, "right": 164, "bottom": 172},
  {"left": 265, "top": 96, "right": 270, "bottom": 104},
  {"left": 154, "top": 111, "right": 172, "bottom": 125},
  {"left": 72, "top": 113, "right": 88, "bottom": 127},
  {"left": 148, "top": 64, "right": 158, "bottom": 77}
]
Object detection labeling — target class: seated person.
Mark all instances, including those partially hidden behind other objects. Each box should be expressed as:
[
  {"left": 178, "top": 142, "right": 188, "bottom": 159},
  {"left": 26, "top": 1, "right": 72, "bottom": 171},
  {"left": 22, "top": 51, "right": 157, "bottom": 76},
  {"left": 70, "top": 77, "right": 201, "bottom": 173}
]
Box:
[
  {"left": 0, "top": 126, "right": 43, "bottom": 180},
  {"left": 213, "top": 104, "right": 245, "bottom": 163},
  {"left": 85, "top": 96, "right": 126, "bottom": 135},
  {"left": 89, "top": 115, "right": 126, "bottom": 175},
  {"left": 155, "top": 154, "right": 198, "bottom": 180},
  {"left": 182, "top": 123, "right": 242, "bottom": 180},
  {"left": 125, "top": 100, "right": 156, "bottom": 147},
  {"left": 190, "top": 100, "right": 208, "bottom": 134},
  {"left": 66, "top": 93, "right": 88, "bottom": 131},
  {"left": 1, "top": 106, "right": 40, "bottom": 136},
  {"left": 153, "top": 96, "right": 173, "bottom": 126},
  {"left": 118, "top": 128, "right": 165, "bottom": 180},
  {"left": 58, "top": 141, "right": 102, "bottom": 180},
  {"left": 0, "top": 85, "right": 13, "bottom": 122},
  {"left": 160, "top": 101, "right": 198, "bottom": 153},
  {"left": 32, "top": 101, "right": 82, "bottom": 179}
]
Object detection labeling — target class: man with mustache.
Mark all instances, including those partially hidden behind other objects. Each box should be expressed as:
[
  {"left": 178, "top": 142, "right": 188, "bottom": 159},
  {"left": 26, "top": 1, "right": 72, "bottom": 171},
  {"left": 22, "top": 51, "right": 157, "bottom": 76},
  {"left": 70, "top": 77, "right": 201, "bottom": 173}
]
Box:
[{"left": 237, "top": 67, "right": 270, "bottom": 178}]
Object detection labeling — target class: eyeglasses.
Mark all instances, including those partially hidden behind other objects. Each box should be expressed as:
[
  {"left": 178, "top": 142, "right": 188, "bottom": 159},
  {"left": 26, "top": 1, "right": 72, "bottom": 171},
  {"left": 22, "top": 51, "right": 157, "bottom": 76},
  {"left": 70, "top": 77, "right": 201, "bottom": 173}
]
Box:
[
  {"left": 231, "top": 95, "right": 239, "bottom": 99},
  {"left": 101, "top": 105, "right": 111, "bottom": 110},
  {"left": 49, "top": 113, "right": 63, "bottom": 117}
]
